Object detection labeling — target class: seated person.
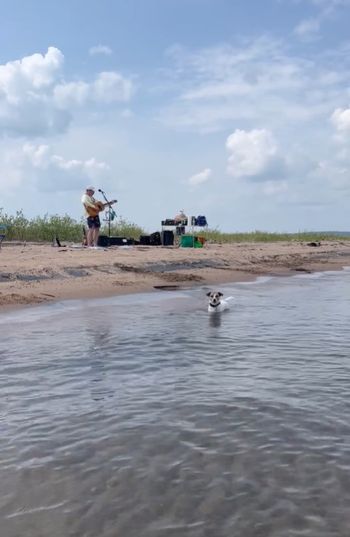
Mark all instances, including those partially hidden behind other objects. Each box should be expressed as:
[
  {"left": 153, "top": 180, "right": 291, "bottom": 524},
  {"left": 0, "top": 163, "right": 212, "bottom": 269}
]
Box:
[{"left": 174, "top": 210, "right": 187, "bottom": 225}]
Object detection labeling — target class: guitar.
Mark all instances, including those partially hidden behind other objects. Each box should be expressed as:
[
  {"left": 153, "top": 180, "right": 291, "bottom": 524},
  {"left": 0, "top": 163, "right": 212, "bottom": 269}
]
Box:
[{"left": 85, "top": 199, "right": 117, "bottom": 217}]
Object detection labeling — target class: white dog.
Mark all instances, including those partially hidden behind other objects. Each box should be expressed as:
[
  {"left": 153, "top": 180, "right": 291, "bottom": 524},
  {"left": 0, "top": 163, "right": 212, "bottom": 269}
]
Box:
[{"left": 207, "top": 291, "right": 234, "bottom": 313}]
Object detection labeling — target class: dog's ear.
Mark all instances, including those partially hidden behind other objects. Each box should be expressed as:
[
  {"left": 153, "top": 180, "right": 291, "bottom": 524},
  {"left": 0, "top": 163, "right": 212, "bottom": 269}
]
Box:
[
  {"left": 218, "top": 292, "right": 223, "bottom": 297},
  {"left": 206, "top": 292, "right": 212, "bottom": 297}
]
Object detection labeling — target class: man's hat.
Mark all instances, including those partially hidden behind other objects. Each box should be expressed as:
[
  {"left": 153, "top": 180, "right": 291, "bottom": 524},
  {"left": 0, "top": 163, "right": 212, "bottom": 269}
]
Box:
[{"left": 86, "top": 186, "right": 95, "bottom": 191}]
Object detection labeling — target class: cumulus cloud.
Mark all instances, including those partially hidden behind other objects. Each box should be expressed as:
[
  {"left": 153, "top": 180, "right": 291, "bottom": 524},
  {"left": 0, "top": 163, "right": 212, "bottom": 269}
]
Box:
[
  {"left": 23, "top": 143, "right": 109, "bottom": 172},
  {"left": 89, "top": 45, "right": 112, "bottom": 56},
  {"left": 21, "top": 143, "right": 110, "bottom": 191},
  {"left": 53, "top": 72, "right": 133, "bottom": 108},
  {"left": 0, "top": 47, "right": 134, "bottom": 137},
  {"left": 331, "top": 107, "right": 350, "bottom": 132},
  {"left": 188, "top": 168, "right": 212, "bottom": 187},
  {"left": 93, "top": 72, "right": 133, "bottom": 103},
  {"left": 0, "top": 47, "right": 70, "bottom": 136},
  {"left": 226, "top": 129, "right": 285, "bottom": 181},
  {"left": 53, "top": 81, "right": 90, "bottom": 107},
  {"left": 0, "top": 46, "right": 63, "bottom": 98}
]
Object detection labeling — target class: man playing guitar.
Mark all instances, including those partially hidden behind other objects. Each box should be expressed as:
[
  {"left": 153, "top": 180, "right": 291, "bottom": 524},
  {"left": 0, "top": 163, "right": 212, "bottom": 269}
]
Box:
[{"left": 81, "top": 186, "right": 116, "bottom": 247}]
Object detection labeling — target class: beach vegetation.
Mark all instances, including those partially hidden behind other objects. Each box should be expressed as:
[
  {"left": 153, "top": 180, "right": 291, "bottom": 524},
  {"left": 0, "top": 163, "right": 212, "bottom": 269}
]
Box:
[
  {"left": 189, "top": 228, "right": 350, "bottom": 243},
  {"left": 0, "top": 210, "right": 144, "bottom": 242},
  {"left": 0, "top": 209, "right": 348, "bottom": 243}
]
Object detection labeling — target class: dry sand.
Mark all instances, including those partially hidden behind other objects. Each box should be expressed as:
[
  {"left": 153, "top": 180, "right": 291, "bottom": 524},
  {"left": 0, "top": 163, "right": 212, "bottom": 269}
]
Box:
[{"left": 1, "top": 240, "right": 350, "bottom": 310}]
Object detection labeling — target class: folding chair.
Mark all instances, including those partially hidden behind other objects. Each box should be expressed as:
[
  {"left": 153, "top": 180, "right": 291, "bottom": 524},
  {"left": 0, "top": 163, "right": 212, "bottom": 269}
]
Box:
[{"left": 0, "top": 225, "right": 7, "bottom": 249}]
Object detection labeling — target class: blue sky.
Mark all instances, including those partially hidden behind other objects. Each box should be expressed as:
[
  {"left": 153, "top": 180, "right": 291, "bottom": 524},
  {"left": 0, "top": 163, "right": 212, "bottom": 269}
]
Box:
[{"left": 1, "top": 0, "right": 350, "bottom": 232}]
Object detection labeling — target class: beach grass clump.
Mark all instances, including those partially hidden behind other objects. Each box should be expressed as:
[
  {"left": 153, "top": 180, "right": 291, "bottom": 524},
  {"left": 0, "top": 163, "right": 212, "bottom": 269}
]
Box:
[
  {"left": 196, "top": 229, "right": 350, "bottom": 243},
  {"left": 101, "top": 217, "right": 145, "bottom": 240},
  {"left": 0, "top": 210, "right": 83, "bottom": 242},
  {"left": 0, "top": 209, "right": 145, "bottom": 243}
]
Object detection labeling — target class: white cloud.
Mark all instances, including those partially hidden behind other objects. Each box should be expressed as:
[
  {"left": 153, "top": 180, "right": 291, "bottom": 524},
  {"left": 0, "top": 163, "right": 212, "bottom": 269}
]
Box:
[
  {"left": 0, "top": 47, "right": 134, "bottom": 137},
  {"left": 294, "top": 18, "right": 321, "bottom": 40},
  {"left": 331, "top": 107, "right": 350, "bottom": 131},
  {"left": 155, "top": 33, "right": 350, "bottom": 217},
  {"left": 23, "top": 143, "right": 109, "bottom": 173},
  {"left": 53, "top": 81, "right": 90, "bottom": 107},
  {"left": 93, "top": 71, "right": 133, "bottom": 103},
  {"left": 53, "top": 72, "right": 133, "bottom": 108},
  {"left": 89, "top": 45, "right": 112, "bottom": 56},
  {"left": 226, "top": 129, "right": 282, "bottom": 180},
  {"left": 0, "top": 46, "right": 63, "bottom": 100},
  {"left": 157, "top": 36, "right": 348, "bottom": 133},
  {"left": 188, "top": 168, "right": 212, "bottom": 187},
  {"left": 21, "top": 143, "right": 110, "bottom": 191},
  {"left": 310, "top": 158, "right": 350, "bottom": 191},
  {"left": 23, "top": 143, "right": 51, "bottom": 167},
  {"left": 0, "top": 47, "right": 69, "bottom": 136},
  {"left": 293, "top": 0, "right": 350, "bottom": 39}
]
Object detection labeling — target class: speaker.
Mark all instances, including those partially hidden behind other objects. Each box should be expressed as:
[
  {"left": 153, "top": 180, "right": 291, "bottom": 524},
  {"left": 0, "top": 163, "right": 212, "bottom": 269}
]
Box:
[
  {"left": 97, "top": 235, "right": 110, "bottom": 247},
  {"left": 139, "top": 235, "right": 151, "bottom": 245},
  {"left": 150, "top": 231, "right": 161, "bottom": 246},
  {"left": 161, "top": 230, "right": 174, "bottom": 246}
]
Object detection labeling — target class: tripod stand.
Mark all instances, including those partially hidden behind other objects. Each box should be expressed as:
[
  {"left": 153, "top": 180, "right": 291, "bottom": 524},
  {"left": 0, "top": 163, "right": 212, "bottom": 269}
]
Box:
[{"left": 98, "top": 188, "right": 117, "bottom": 238}]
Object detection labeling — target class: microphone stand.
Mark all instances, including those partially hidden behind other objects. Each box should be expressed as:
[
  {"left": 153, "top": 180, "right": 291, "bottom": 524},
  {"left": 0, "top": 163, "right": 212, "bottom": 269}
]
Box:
[{"left": 98, "top": 189, "right": 117, "bottom": 238}]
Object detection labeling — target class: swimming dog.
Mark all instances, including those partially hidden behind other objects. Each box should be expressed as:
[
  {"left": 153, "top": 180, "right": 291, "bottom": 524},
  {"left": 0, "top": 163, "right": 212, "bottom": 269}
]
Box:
[{"left": 207, "top": 291, "right": 233, "bottom": 313}]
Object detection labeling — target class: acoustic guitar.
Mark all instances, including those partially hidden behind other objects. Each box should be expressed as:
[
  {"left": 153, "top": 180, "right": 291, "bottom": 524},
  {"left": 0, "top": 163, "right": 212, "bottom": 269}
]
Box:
[{"left": 85, "top": 199, "right": 117, "bottom": 218}]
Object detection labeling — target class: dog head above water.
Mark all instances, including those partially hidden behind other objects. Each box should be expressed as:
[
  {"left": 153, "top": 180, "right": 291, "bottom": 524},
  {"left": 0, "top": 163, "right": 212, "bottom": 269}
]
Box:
[
  {"left": 207, "top": 291, "right": 223, "bottom": 307},
  {"left": 207, "top": 291, "right": 233, "bottom": 313}
]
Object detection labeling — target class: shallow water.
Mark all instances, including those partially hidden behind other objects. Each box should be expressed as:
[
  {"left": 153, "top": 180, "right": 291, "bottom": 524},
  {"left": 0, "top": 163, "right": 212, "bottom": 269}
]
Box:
[{"left": 2, "top": 270, "right": 350, "bottom": 536}]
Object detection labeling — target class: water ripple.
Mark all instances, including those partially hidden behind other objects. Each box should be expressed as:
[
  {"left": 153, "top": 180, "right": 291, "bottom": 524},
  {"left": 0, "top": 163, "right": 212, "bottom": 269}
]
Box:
[{"left": 1, "top": 271, "right": 350, "bottom": 536}]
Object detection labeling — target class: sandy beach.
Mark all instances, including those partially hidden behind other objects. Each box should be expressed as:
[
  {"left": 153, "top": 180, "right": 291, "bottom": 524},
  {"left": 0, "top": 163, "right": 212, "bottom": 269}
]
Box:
[{"left": 0, "top": 240, "right": 350, "bottom": 309}]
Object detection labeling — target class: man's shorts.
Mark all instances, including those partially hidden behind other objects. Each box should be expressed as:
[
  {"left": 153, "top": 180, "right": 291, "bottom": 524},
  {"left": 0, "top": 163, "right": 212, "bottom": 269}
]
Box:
[{"left": 87, "top": 215, "right": 101, "bottom": 229}]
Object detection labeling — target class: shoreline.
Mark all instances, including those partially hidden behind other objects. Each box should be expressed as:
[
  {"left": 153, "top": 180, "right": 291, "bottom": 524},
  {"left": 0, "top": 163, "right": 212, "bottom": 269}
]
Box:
[{"left": 1, "top": 240, "right": 350, "bottom": 312}]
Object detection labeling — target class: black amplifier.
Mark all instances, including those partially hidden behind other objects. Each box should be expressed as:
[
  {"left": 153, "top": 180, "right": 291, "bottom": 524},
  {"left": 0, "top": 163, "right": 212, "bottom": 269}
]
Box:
[
  {"left": 139, "top": 235, "right": 151, "bottom": 245},
  {"left": 97, "top": 235, "right": 110, "bottom": 247}
]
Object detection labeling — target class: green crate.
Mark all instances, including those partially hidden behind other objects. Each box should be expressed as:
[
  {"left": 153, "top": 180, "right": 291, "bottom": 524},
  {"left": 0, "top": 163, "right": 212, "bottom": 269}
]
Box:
[{"left": 180, "top": 235, "right": 195, "bottom": 247}]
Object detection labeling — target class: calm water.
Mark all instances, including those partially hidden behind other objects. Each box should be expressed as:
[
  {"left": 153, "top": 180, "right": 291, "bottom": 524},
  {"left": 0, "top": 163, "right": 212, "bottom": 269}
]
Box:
[{"left": 1, "top": 270, "right": 350, "bottom": 537}]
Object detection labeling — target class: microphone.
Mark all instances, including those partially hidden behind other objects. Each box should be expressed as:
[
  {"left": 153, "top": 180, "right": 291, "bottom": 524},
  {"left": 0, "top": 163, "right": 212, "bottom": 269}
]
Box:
[{"left": 98, "top": 188, "right": 103, "bottom": 192}]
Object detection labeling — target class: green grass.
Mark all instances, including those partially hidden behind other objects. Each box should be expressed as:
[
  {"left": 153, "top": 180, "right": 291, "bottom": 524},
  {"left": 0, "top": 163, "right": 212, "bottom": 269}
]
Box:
[
  {"left": 103, "top": 217, "right": 144, "bottom": 240},
  {"left": 197, "top": 229, "right": 349, "bottom": 243},
  {"left": 0, "top": 210, "right": 145, "bottom": 242},
  {"left": 0, "top": 209, "right": 348, "bottom": 243}
]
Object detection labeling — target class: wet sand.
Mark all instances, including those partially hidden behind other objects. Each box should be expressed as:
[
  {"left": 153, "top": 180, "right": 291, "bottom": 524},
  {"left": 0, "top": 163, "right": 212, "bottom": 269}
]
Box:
[{"left": 1, "top": 240, "right": 350, "bottom": 309}]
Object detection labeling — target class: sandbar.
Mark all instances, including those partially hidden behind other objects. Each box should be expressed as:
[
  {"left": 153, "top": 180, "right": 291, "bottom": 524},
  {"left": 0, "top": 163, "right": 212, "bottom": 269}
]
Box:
[{"left": 1, "top": 240, "right": 350, "bottom": 310}]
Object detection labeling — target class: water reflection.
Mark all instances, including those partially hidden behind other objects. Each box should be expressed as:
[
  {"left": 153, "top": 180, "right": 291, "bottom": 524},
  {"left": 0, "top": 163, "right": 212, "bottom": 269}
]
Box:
[{"left": 208, "top": 312, "right": 222, "bottom": 328}]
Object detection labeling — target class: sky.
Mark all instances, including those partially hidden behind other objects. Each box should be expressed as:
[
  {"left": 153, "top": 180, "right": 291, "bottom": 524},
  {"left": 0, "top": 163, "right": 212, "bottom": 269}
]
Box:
[{"left": 1, "top": 0, "right": 350, "bottom": 232}]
